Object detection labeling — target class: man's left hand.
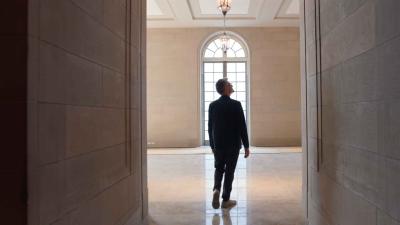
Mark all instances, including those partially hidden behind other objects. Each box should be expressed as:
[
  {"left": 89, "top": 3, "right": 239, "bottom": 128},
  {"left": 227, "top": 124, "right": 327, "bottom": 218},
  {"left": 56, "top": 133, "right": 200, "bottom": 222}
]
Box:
[{"left": 244, "top": 148, "right": 250, "bottom": 158}]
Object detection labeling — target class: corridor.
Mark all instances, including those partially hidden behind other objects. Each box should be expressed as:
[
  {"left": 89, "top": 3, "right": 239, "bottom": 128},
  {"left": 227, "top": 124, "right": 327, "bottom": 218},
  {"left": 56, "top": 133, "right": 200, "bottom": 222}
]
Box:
[
  {"left": 4, "top": 0, "right": 400, "bottom": 224},
  {"left": 148, "top": 147, "right": 303, "bottom": 225}
]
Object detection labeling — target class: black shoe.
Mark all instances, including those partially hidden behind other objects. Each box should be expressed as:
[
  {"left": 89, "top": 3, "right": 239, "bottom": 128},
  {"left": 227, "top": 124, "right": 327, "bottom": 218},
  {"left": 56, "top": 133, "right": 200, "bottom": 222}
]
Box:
[
  {"left": 221, "top": 200, "right": 237, "bottom": 209},
  {"left": 212, "top": 190, "right": 220, "bottom": 209}
]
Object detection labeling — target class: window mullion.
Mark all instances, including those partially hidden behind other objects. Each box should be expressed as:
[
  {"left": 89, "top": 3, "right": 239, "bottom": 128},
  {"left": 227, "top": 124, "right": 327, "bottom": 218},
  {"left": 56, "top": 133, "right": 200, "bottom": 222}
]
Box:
[{"left": 223, "top": 61, "right": 227, "bottom": 79}]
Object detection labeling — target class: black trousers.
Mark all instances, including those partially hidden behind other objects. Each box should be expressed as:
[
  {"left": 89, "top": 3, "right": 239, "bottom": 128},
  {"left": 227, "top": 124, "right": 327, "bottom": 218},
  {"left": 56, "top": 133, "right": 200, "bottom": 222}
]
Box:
[{"left": 213, "top": 149, "right": 240, "bottom": 201}]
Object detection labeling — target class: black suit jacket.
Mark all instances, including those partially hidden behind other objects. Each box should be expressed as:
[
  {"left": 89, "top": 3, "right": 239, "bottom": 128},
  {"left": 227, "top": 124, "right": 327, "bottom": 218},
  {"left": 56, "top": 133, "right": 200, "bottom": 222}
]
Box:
[{"left": 208, "top": 95, "right": 249, "bottom": 151}]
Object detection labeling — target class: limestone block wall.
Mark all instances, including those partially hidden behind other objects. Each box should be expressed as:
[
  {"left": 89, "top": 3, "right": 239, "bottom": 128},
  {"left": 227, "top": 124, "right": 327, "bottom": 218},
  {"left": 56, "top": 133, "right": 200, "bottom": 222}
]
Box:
[
  {"left": 25, "top": 0, "right": 147, "bottom": 224},
  {"left": 301, "top": 0, "right": 400, "bottom": 224},
  {"left": 147, "top": 27, "right": 301, "bottom": 148}
]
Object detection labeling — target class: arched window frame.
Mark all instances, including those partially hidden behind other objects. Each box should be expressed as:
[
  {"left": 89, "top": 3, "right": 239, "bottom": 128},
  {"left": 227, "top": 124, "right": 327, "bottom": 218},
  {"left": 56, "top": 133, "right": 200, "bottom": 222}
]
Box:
[{"left": 199, "top": 31, "right": 251, "bottom": 145}]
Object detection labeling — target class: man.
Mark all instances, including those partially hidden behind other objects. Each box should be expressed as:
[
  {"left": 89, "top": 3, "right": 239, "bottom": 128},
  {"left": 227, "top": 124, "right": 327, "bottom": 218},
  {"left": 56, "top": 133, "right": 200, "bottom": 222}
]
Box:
[{"left": 208, "top": 78, "right": 250, "bottom": 209}]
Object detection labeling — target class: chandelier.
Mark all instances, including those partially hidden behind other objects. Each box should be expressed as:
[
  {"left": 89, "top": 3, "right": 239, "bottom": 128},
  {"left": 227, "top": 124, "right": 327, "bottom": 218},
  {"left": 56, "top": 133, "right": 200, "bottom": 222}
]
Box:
[
  {"left": 218, "top": 0, "right": 232, "bottom": 15},
  {"left": 217, "top": 0, "right": 232, "bottom": 53}
]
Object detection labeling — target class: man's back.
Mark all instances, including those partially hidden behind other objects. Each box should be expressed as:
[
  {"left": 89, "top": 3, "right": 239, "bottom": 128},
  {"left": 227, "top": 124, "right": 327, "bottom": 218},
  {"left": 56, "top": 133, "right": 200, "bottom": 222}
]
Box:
[{"left": 208, "top": 95, "right": 249, "bottom": 151}]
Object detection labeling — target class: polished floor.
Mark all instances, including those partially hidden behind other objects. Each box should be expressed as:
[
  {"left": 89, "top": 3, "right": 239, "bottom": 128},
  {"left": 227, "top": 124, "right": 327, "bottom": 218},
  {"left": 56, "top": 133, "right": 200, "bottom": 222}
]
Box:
[{"left": 148, "top": 147, "right": 304, "bottom": 225}]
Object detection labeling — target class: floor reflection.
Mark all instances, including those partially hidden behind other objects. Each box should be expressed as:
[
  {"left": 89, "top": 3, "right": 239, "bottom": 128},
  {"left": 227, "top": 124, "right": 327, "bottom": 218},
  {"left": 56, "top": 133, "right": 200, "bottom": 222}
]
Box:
[
  {"left": 205, "top": 154, "right": 247, "bottom": 225},
  {"left": 148, "top": 147, "right": 304, "bottom": 225}
]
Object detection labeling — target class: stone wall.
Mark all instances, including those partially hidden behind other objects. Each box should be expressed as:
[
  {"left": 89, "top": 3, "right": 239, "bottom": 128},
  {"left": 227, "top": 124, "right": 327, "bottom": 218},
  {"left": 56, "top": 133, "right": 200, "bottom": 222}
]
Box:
[
  {"left": 26, "top": 0, "right": 147, "bottom": 224},
  {"left": 147, "top": 27, "right": 301, "bottom": 148},
  {"left": 301, "top": 0, "right": 400, "bottom": 224}
]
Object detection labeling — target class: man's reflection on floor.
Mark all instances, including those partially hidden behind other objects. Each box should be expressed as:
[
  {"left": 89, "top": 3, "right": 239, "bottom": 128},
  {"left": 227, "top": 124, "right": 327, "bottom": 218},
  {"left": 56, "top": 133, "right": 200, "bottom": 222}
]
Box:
[{"left": 212, "top": 209, "right": 233, "bottom": 225}]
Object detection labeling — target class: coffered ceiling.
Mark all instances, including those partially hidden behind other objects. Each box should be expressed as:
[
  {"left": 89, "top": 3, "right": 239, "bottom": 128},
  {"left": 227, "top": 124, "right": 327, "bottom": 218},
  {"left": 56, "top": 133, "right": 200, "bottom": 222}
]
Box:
[{"left": 147, "top": 0, "right": 300, "bottom": 28}]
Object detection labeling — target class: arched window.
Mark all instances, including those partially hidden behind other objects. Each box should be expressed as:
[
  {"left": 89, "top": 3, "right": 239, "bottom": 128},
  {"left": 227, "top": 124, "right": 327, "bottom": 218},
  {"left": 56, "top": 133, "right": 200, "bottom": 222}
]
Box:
[{"left": 201, "top": 32, "right": 249, "bottom": 145}]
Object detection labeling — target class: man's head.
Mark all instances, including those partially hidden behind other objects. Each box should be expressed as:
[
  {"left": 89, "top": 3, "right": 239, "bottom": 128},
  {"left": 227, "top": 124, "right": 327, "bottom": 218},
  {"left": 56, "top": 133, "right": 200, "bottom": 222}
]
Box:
[{"left": 216, "top": 78, "right": 234, "bottom": 96}]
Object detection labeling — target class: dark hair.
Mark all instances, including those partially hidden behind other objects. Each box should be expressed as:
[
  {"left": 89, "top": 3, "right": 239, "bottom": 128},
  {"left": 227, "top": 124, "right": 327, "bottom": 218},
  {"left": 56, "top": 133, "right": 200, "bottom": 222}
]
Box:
[{"left": 216, "top": 78, "right": 228, "bottom": 95}]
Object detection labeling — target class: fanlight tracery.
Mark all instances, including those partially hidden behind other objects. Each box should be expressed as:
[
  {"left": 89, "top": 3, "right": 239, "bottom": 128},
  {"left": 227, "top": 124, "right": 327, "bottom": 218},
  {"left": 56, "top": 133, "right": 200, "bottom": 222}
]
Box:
[{"left": 204, "top": 38, "right": 246, "bottom": 58}]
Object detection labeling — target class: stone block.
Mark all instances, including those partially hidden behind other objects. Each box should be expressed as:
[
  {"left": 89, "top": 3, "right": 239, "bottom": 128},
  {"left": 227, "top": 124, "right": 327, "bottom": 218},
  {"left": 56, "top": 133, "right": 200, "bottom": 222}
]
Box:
[
  {"left": 376, "top": 0, "right": 400, "bottom": 45},
  {"left": 40, "top": 0, "right": 85, "bottom": 54},
  {"left": 39, "top": 42, "right": 67, "bottom": 103},
  {"left": 321, "top": 142, "right": 345, "bottom": 184},
  {"left": 104, "top": 0, "right": 126, "bottom": 39},
  {"left": 341, "top": 48, "right": 381, "bottom": 103},
  {"left": 377, "top": 36, "right": 400, "bottom": 100},
  {"left": 102, "top": 68, "right": 125, "bottom": 108},
  {"left": 39, "top": 162, "right": 65, "bottom": 225},
  {"left": 381, "top": 157, "right": 400, "bottom": 221},
  {"left": 340, "top": 0, "right": 369, "bottom": 17},
  {"left": 320, "top": 0, "right": 345, "bottom": 38},
  {"left": 340, "top": 0, "right": 375, "bottom": 61},
  {"left": 80, "top": 14, "right": 106, "bottom": 64},
  {"left": 322, "top": 105, "right": 339, "bottom": 146},
  {"left": 343, "top": 146, "right": 381, "bottom": 206},
  {"left": 321, "top": 1, "right": 375, "bottom": 70},
  {"left": 101, "top": 30, "right": 126, "bottom": 73},
  {"left": 382, "top": 100, "right": 400, "bottom": 160},
  {"left": 338, "top": 102, "right": 379, "bottom": 152},
  {"left": 64, "top": 144, "right": 128, "bottom": 211},
  {"left": 38, "top": 103, "right": 66, "bottom": 165},
  {"left": 68, "top": 178, "right": 130, "bottom": 225},
  {"left": 66, "top": 54, "right": 102, "bottom": 106},
  {"left": 321, "top": 64, "right": 342, "bottom": 106},
  {"left": 378, "top": 209, "right": 400, "bottom": 225},
  {"left": 65, "top": 106, "right": 125, "bottom": 157},
  {"left": 308, "top": 204, "right": 333, "bottom": 225},
  {"left": 70, "top": 0, "right": 103, "bottom": 22},
  {"left": 316, "top": 172, "right": 376, "bottom": 225},
  {"left": 39, "top": 42, "right": 103, "bottom": 105}
]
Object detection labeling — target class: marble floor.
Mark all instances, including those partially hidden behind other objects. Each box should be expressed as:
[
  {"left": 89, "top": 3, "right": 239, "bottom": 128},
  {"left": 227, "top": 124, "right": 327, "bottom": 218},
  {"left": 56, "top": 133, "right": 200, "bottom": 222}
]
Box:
[{"left": 148, "top": 147, "right": 304, "bottom": 225}]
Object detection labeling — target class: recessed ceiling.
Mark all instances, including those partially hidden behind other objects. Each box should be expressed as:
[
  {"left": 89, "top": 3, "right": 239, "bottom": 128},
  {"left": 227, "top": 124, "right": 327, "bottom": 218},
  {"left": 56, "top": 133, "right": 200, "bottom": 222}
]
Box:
[{"left": 147, "top": 0, "right": 300, "bottom": 28}]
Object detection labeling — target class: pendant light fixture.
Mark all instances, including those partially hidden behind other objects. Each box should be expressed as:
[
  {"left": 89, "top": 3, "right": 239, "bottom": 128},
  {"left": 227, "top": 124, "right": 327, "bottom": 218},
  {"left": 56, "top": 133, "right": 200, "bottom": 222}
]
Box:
[
  {"left": 217, "top": 0, "right": 232, "bottom": 53},
  {"left": 218, "top": 0, "right": 232, "bottom": 15}
]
